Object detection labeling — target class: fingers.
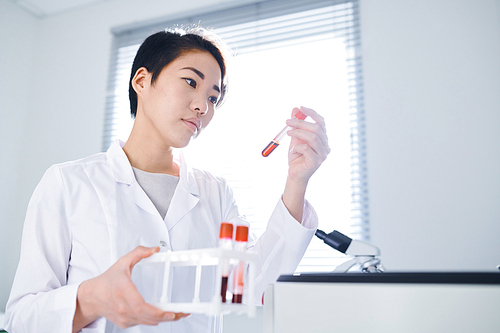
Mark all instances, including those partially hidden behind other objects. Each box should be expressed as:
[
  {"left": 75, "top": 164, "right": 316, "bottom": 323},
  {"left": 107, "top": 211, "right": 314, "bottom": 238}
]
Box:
[
  {"left": 289, "top": 127, "right": 330, "bottom": 157},
  {"left": 287, "top": 121, "right": 329, "bottom": 152},
  {"left": 293, "top": 106, "right": 327, "bottom": 131},
  {"left": 287, "top": 107, "right": 330, "bottom": 157},
  {"left": 172, "top": 312, "right": 191, "bottom": 320},
  {"left": 121, "top": 246, "right": 160, "bottom": 270},
  {"left": 123, "top": 302, "right": 179, "bottom": 326},
  {"left": 79, "top": 246, "right": 190, "bottom": 330},
  {"left": 130, "top": 306, "right": 189, "bottom": 326},
  {"left": 107, "top": 284, "right": 188, "bottom": 328},
  {"left": 285, "top": 106, "right": 330, "bottom": 183}
]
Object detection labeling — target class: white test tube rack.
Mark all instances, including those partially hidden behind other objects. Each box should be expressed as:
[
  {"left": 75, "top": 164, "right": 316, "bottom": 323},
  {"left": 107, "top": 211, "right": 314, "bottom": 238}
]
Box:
[{"left": 140, "top": 247, "right": 257, "bottom": 317}]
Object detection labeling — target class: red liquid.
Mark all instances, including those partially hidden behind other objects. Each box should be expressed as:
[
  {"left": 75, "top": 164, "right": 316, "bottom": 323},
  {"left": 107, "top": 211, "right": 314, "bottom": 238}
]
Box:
[
  {"left": 262, "top": 141, "right": 279, "bottom": 157},
  {"left": 221, "top": 276, "right": 228, "bottom": 302},
  {"left": 232, "top": 294, "right": 242, "bottom": 304}
]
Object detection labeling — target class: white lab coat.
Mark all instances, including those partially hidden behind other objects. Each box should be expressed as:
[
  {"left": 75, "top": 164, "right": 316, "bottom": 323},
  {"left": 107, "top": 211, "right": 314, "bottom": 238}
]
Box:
[{"left": 5, "top": 140, "right": 317, "bottom": 333}]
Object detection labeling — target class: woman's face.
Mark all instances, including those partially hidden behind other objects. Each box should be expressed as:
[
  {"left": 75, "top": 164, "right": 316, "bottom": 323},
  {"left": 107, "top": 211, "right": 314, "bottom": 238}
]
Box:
[{"left": 136, "top": 51, "right": 222, "bottom": 149}]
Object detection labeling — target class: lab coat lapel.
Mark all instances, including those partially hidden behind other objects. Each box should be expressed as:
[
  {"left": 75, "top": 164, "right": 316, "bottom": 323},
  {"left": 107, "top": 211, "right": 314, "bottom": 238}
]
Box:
[
  {"left": 125, "top": 182, "right": 160, "bottom": 217},
  {"left": 164, "top": 152, "right": 200, "bottom": 231},
  {"left": 107, "top": 140, "right": 161, "bottom": 217}
]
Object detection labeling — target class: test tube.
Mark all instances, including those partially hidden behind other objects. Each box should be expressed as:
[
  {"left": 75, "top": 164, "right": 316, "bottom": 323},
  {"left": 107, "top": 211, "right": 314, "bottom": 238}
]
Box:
[
  {"left": 219, "top": 222, "right": 233, "bottom": 302},
  {"left": 261, "top": 110, "right": 307, "bottom": 157},
  {"left": 232, "top": 225, "right": 249, "bottom": 304}
]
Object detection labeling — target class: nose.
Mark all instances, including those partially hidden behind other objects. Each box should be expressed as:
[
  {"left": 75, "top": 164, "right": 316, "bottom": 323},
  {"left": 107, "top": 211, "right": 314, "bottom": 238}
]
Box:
[{"left": 191, "top": 97, "right": 208, "bottom": 116}]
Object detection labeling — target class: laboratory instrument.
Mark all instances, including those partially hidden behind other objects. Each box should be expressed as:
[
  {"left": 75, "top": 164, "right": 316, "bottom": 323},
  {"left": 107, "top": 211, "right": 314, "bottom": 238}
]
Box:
[
  {"left": 315, "top": 229, "right": 385, "bottom": 273},
  {"left": 262, "top": 110, "right": 307, "bottom": 157}
]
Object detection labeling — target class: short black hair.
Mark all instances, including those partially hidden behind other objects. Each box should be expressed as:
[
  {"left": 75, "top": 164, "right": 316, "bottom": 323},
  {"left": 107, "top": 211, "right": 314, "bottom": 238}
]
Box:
[{"left": 129, "top": 26, "right": 229, "bottom": 118}]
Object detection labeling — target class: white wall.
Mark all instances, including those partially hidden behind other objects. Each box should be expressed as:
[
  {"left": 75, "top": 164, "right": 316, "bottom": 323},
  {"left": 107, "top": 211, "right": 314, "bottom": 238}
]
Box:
[
  {"left": 361, "top": 0, "right": 500, "bottom": 271},
  {"left": 1, "top": 0, "right": 499, "bottom": 328},
  {"left": 0, "top": 0, "right": 38, "bottom": 314}
]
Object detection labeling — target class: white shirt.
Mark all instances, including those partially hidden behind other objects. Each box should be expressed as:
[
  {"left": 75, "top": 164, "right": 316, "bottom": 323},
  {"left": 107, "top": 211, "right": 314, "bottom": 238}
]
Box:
[{"left": 5, "top": 140, "right": 317, "bottom": 333}]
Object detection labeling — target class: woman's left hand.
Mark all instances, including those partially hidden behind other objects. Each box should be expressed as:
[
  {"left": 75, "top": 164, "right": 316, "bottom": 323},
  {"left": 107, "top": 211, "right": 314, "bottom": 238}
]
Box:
[{"left": 287, "top": 106, "right": 330, "bottom": 185}]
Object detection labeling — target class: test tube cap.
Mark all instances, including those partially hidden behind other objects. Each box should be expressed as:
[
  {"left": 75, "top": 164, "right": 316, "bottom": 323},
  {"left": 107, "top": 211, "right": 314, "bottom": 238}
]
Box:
[
  {"left": 219, "top": 222, "right": 233, "bottom": 239},
  {"left": 293, "top": 109, "right": 307, "bottom": 120},
  {"left": 235, "top": 225, "right": 249, "bottom": 242}
]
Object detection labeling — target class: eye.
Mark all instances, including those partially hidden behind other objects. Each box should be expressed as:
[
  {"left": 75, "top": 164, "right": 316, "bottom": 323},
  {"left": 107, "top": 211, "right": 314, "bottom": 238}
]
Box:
[
  {"left": 183, "top": 78, "right": 197, "bottom": 88},
  {"left": 208, "top": 96, "right": 219, "bottom": 105}
]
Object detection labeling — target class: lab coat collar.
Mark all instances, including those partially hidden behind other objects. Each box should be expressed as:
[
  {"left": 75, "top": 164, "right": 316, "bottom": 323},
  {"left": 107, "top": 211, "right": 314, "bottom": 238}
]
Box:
[
  {"left": 105, "top": 140, "right": 199, "bottom": 195},
  {"left": 165, "top": 148, "right": 200, "bottom": 231},
  {"left": 107, "top": 140, "right": 135, "bottom": 185},
  {"left": 106, "top": 140, "right": 201, "bottom": 225},
  {"left": 177, "top": 149, "right": 201, "bottom": 199},
  {"left": 106, "top": 140, "right": 158, "bottom": 217}
]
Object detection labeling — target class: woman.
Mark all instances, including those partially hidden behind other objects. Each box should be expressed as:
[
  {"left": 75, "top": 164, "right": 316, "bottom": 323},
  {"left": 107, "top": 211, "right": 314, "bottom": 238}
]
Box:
[{"left": 5, "top": 27, "right": 330, "bottom": 333}]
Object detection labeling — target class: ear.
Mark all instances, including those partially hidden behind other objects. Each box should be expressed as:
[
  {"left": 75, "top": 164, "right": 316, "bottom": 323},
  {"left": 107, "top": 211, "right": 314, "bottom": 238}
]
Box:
[{"left": 131, "top": 67, "right": 150, "bottom": 96}]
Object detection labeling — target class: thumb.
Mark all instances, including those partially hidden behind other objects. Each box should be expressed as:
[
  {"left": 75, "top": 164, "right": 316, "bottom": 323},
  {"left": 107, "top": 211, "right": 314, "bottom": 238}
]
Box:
[{"left": 123, "top": 246, "right": 160, "bottom": 270}]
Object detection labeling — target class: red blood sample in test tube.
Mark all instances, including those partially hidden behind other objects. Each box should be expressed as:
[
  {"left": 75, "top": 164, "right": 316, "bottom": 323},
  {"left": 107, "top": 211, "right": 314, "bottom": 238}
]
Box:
[
  {"left": 261, "top": 110, "right": 307, "bottom": 157},
  {"left": 232, "top": 225, "right": 248, "bottom": 304},
  {"left": 219, "top": 222, "right": 233, "bottom": 302}
]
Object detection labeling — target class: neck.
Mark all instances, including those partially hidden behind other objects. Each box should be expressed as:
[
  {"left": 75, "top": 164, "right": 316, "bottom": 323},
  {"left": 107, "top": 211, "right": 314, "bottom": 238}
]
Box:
[{"left": 123, "top": 122, "right": 180, "bottom": 176}]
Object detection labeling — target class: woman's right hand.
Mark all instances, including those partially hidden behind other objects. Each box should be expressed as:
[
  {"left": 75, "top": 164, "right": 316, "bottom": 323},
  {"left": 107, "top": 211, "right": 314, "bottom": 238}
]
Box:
[{"left": 73, "top": 246, "right": 189, "bottom": 332}]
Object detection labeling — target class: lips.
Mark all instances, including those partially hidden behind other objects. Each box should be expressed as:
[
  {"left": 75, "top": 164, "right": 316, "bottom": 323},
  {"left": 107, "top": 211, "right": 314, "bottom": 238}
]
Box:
[{"left": 183, "top": 118, "right": 200, "bottom": 132}]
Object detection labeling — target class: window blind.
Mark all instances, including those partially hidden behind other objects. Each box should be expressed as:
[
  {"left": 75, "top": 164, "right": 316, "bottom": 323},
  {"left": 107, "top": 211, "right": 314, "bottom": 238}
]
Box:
[{"left": 103, "top": 0, "right": 370, "bottom": 271}]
